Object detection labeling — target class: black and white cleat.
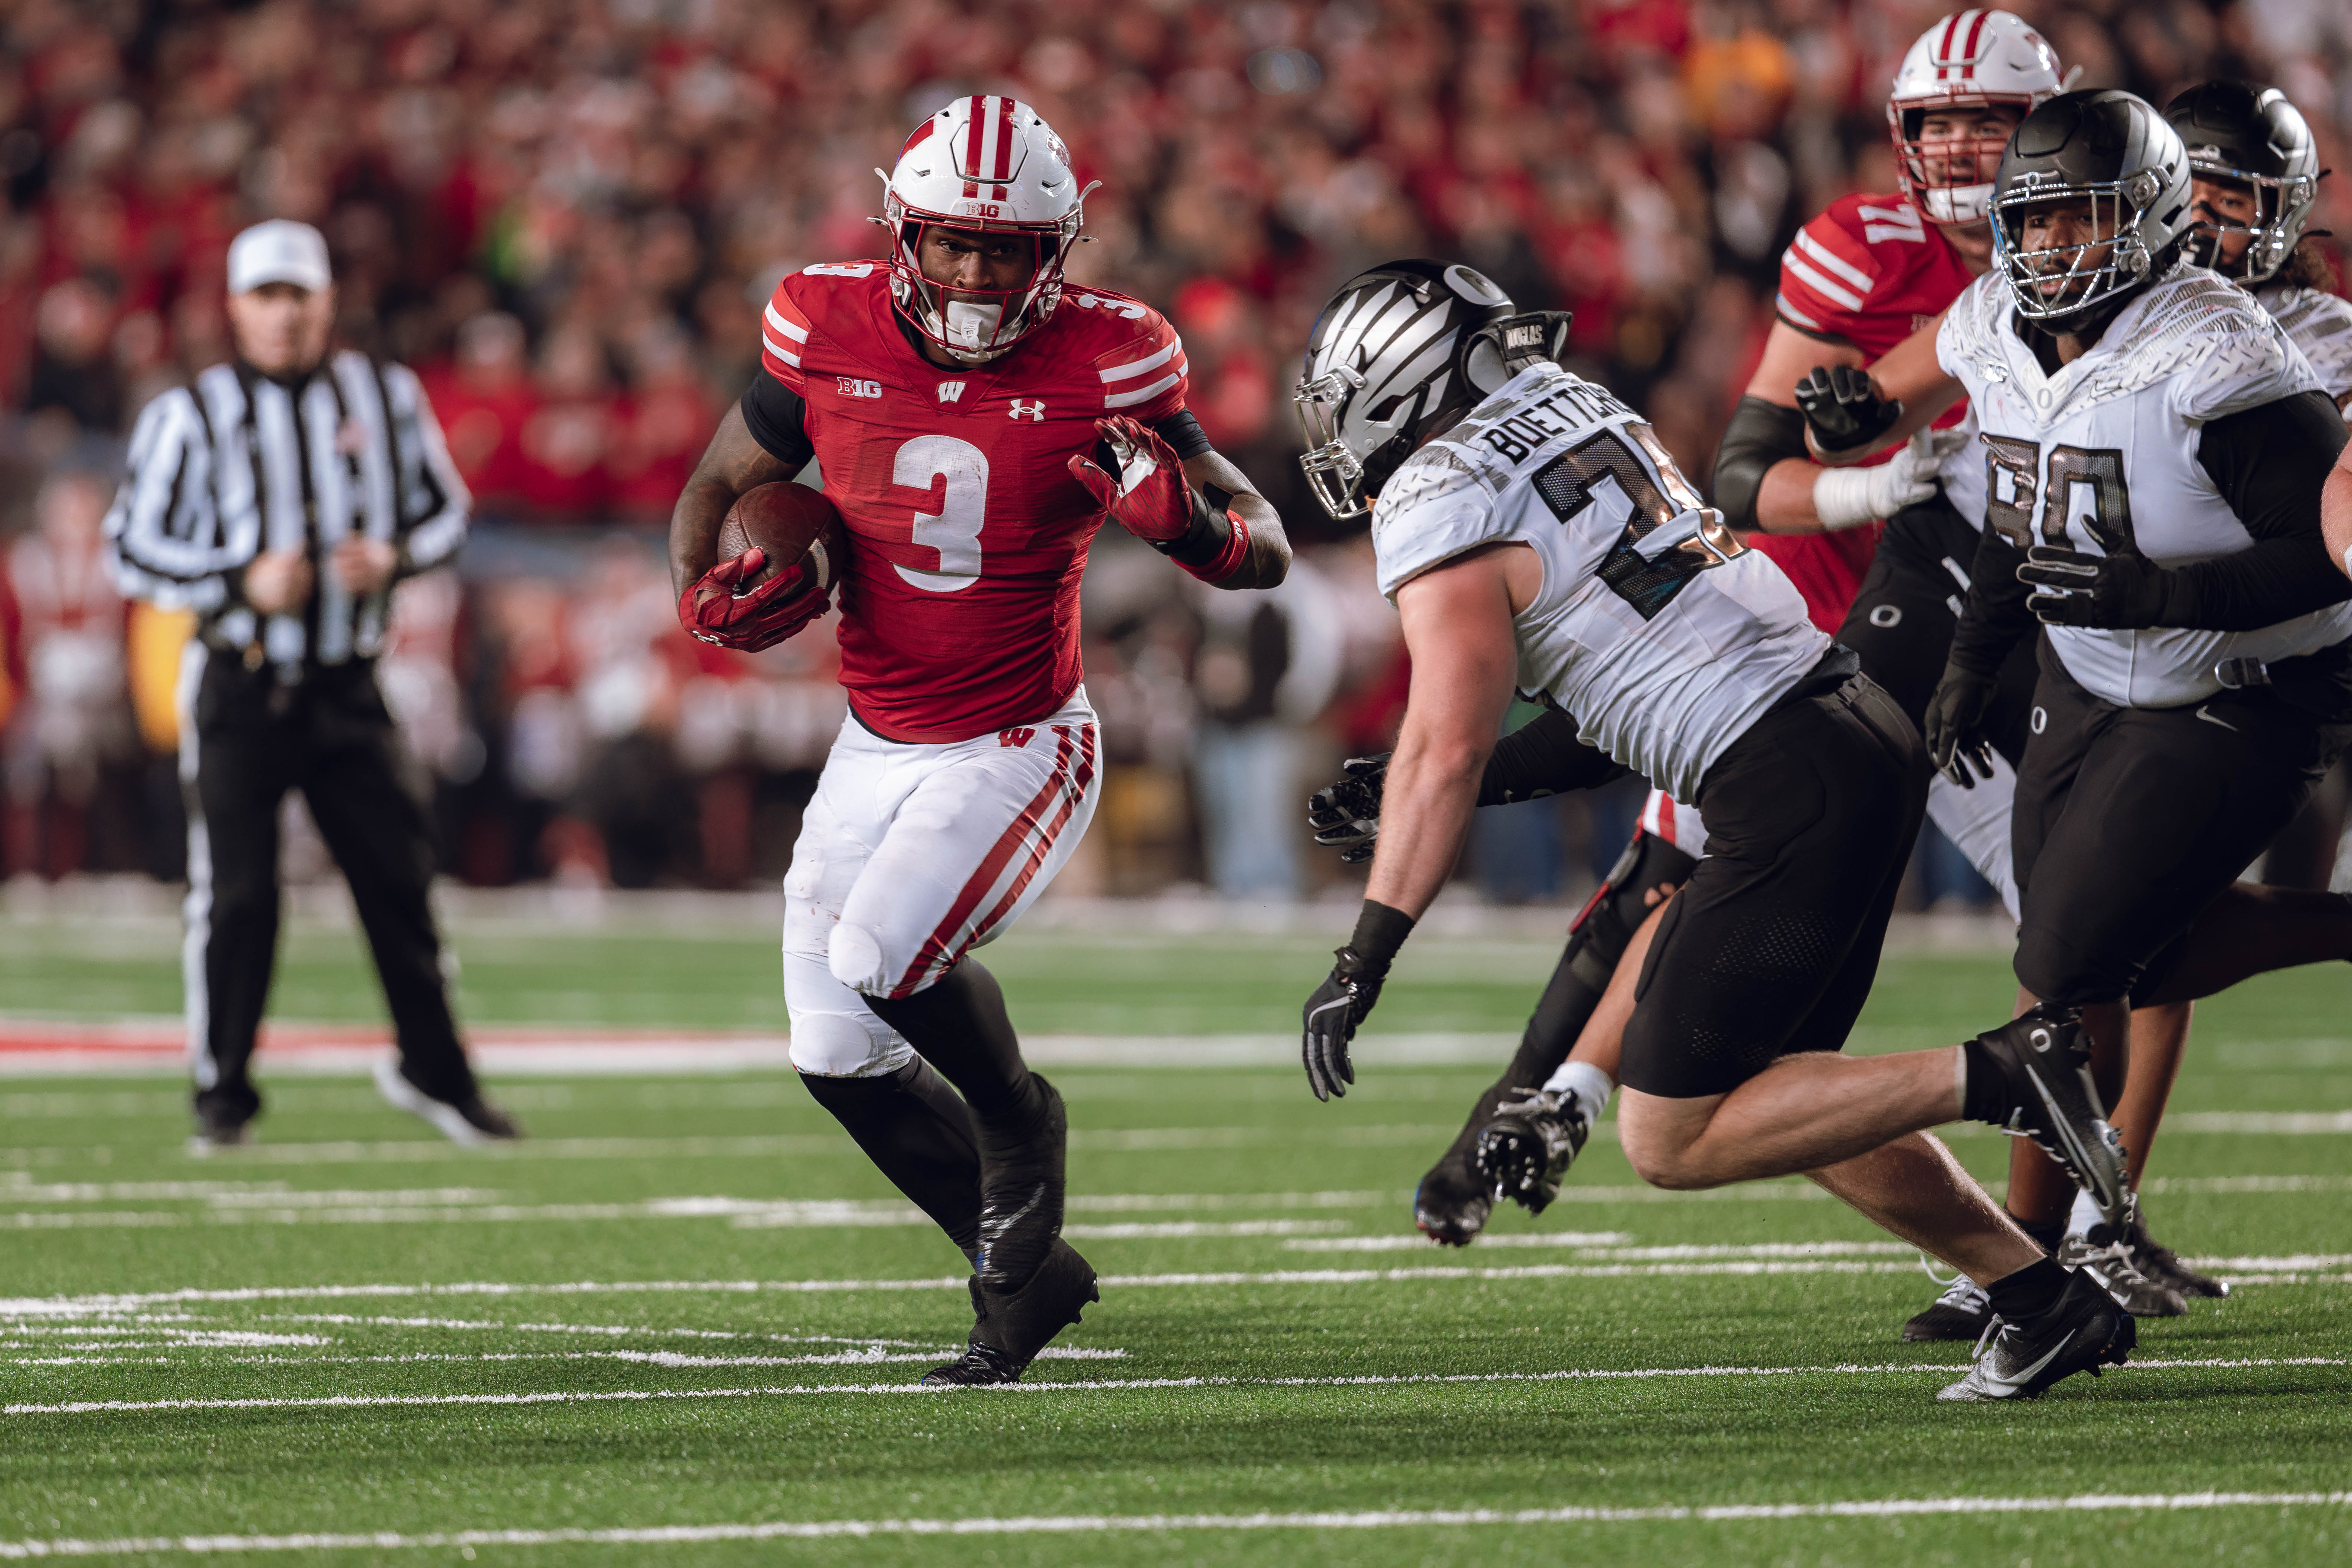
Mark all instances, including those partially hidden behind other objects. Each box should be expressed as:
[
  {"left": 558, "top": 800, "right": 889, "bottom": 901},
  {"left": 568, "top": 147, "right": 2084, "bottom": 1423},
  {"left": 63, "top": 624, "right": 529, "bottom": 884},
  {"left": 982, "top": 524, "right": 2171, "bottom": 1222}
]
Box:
[
  {"left": 1472, "top": 1086, "right": 1593, "bottom": 1216},
  {"left": 1938, "top": 1270, "right": 2136, "bottom": 1402}
]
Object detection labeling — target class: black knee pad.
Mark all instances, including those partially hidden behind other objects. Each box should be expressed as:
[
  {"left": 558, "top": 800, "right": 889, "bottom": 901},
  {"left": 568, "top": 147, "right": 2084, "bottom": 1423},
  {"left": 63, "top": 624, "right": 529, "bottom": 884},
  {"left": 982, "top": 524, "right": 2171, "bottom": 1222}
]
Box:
[{"left": 1565, "top": 829, "right": 1699, "bottom": 990}]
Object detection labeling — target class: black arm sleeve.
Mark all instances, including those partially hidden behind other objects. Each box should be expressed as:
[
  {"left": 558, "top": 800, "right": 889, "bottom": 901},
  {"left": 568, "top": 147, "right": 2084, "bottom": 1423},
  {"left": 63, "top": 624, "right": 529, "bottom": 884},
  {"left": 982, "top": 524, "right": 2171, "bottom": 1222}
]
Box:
[
  {"left": 1476, "top": 707, "right": 1630, "bottom": 805},
  {"left": 2168, "top": 392, "right": 2352, "bottom": 630},
  {"left": 1947, "top": 521, "right": 2038, "bottom": 679},
  {"left": 1711, "top": 396, "right": 1809, "bottom": 532},
  {"left": 739, "top": 375, "right": 817, "bottom": 470},
  {"left": 1151, "top": 409, "right": 1214, "bottom": 461}
]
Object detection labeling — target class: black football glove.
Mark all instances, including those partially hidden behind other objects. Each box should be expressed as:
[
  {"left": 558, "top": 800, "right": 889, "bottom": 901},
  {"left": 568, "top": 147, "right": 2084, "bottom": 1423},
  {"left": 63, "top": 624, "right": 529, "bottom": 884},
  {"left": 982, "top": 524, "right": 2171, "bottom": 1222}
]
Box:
[
  {"left": 1923, "top": 661, "right": 2001, "bottom": 788},
  {"left": 1307, "top": 753, "right": 1389, "bottom": 864},
  {"left": 1794, "top": 364, "right": 1903, "bottom": 454},
  {"left": 1302, "top": 945, "right": 1389, "bottom": 1102},
  {"left": 2017, "top": 545, "right": 2174, "bottom": 629}
]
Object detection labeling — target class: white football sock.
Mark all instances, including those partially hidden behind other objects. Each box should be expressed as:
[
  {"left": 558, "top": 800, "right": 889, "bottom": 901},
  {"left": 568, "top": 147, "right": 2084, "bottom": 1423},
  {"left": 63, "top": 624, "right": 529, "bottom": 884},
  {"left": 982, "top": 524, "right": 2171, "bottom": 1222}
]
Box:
[{"left": 1540, "top": 1059, "right": 1616, "bottom": 1129}]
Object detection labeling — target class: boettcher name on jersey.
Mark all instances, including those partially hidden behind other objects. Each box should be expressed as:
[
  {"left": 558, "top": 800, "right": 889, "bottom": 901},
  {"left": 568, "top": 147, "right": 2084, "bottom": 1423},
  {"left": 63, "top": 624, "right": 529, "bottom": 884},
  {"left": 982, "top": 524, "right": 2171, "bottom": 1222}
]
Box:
[
  {"left": 1371, "top": 363, "right": 1830, "bottom": 800},
  {"left": 1940, "top": 268, "right": 2352, "bottom": 707},
  {"left": 759, "top": 262, "right": 1188, "bottom": 742}
]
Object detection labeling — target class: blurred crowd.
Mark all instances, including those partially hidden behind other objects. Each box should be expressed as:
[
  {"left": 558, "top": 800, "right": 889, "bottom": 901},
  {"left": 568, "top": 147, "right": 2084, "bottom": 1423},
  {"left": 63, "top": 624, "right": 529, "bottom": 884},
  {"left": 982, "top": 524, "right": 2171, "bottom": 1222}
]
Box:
[{"left": 2, "top": 0, "right": 2348, "bottom": 900}]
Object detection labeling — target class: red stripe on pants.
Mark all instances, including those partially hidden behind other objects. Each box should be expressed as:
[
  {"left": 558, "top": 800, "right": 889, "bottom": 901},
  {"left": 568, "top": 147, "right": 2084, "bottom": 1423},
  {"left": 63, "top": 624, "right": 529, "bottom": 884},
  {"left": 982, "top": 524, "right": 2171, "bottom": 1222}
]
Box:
[{"left": 892, "top": 726, "right": 1077, "bottom": 997}]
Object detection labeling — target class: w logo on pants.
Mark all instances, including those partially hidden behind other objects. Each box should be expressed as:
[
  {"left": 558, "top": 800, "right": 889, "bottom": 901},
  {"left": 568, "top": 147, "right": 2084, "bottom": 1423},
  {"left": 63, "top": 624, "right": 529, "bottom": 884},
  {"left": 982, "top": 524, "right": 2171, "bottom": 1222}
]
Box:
[{"left": 999, "top": 727, "right": 1035, "bottom": 748}]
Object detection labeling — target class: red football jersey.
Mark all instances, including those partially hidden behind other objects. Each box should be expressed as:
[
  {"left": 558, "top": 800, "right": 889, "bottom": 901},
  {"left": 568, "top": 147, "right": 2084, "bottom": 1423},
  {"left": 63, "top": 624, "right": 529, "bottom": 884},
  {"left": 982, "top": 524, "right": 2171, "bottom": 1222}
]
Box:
[
  {"left": 1756, "top": 191, "right": 1979, "bottom": 632},
  {"left": 760, "top": 265, "right": 1188, "bottom": 743}
]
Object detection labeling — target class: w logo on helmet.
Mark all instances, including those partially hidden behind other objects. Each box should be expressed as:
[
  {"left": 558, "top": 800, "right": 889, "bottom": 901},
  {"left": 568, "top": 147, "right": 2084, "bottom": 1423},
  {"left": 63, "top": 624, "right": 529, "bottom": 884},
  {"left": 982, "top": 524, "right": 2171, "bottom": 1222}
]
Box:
[{"left": 1008, "top": 399, "right": 1046, "bottom": 421}]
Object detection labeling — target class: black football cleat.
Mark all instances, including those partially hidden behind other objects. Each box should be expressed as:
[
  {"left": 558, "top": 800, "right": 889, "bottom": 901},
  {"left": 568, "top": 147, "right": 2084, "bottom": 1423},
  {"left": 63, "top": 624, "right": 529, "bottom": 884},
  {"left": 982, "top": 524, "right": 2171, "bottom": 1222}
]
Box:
[
  {"left": 974, "top": 1075, "right": 1068, "bottom": 1290},
  {"left": 920, "top": 1340, "right": 1025, "bottom": 1386},
  {"left": 925, "top": 1239, "right": 1099, "bottom": 1387},
  {"left": 1413, "top": 1079, "right": 1517, "bottom": 1246},
  {"left": 2057, "top": 1226, "right": 2187, "bottom": 1317},
  {"left": 2122, "top": 1216, "right": 2228, "bottom": 1300},
  {"left": 1938, "top": 1269, "right": 2136, "bottom": 1402},
  {"left": 373, "top": 1057, "right": 523, "bottom": 1145},
  {"left": 1967, "top": 1006, "right": 2132, "bottom": 1231},
  {"left": 1903, "top": 1272, "right": 1991, "bottom": 1343},
  {"left": 186, "top": 1101, "right": 253, "bottom": 1155},
  {"left": 1473, "top": 1086, "right": 1593, "bottom": 1216}
]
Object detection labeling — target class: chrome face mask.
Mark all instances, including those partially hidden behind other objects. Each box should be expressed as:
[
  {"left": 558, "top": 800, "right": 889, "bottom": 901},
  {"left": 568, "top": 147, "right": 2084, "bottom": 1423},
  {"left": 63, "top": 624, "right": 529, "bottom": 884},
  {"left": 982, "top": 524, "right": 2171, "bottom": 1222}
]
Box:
[
  {"left": 2182, "top": 162, "right": 2314, "bottom": 284},
  {"left": 1294, "top": 365, "right": 1369, "bottom": 520},
  {"left": 1994, "top": 183, "right": 2153, "bottom": 324}
]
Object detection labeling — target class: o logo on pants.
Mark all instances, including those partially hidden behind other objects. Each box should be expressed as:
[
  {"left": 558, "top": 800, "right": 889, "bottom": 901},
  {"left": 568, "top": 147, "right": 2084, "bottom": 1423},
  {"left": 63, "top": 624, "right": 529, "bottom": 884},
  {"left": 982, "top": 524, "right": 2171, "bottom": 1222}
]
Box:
[
  {"left": 2030, "top": 706, "right": 2047, "bottom": 735},
  {"left": 1868, "top": 604, "right": 1902, "bottom": 628}
]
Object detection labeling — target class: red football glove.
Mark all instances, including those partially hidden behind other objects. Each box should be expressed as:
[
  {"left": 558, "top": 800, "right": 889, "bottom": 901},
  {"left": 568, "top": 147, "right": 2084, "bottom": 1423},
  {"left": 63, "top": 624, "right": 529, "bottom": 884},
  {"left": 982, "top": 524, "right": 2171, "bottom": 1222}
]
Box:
[
  {"left": 1068, "top": 415, "right": 1197, "bottom": 544},
  {"left": 1066, "top": 417, "right": 1250, "bottom": 584},
  {"left": 678, "top": 548, "right": 830, "bottom": 652}
]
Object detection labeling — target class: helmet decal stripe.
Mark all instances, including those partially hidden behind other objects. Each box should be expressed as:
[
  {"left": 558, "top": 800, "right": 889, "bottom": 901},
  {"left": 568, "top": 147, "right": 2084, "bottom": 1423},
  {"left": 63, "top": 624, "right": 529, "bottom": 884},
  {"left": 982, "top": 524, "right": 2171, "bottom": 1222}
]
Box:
[
  {"left": 995, "top": 98, "right": 1017, "bottom": 180},
  {"left": 1934, "top": 11, "right": 1963, "bottom": 64},
  {"left": 1959, "top": 10, "right": 1989, "bottom": 70},
  {"left": 963, "top": 96, "right": 988, "bottom": 178}
]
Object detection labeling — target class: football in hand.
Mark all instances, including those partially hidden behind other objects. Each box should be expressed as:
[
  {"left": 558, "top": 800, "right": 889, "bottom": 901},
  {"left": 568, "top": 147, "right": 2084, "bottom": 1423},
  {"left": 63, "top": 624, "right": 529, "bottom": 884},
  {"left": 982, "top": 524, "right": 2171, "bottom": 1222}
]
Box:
[{"left": 714, "top": 482, "right": 848, "bottom": 591}]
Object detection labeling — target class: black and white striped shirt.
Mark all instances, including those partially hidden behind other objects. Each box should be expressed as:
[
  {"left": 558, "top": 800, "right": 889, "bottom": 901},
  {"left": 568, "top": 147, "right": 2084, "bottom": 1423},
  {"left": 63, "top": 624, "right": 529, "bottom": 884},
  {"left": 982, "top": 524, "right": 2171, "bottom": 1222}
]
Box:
[{"left": 103, "top": 351, "right": 469, "bottom": 673}]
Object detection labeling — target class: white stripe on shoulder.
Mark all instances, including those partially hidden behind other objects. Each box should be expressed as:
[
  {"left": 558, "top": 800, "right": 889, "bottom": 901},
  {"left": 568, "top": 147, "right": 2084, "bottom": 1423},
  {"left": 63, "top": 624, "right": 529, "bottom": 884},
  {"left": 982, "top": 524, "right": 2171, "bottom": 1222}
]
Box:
[
  {"left": 1794, "top": 230, "right": 1874, "bottom": 292},
  {"left": 763, "top": 336, "right": 803, "bottom": 369},
  {"left": 1104, "top": 370, "right": 1181, "bottom": 409},
  {"left": 1099, "top": 338, "right": 1181, "bottom": 382},
  {"left": 764, "top": 303, "right": 809, "bottom": 344},
  {"left": 1782, "top": 253, "right": 1864, "bottom": 314},
  {"left": 1775, "top": 294, "right": 1824, "bottom": 332}
]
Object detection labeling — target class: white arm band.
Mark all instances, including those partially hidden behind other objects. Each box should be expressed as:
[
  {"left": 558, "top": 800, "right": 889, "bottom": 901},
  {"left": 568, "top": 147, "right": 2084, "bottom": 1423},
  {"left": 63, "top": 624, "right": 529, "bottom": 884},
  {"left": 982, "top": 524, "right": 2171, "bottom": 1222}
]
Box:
[{"left": 1810, "top": 464, "right": 1885, "bottom": 532}]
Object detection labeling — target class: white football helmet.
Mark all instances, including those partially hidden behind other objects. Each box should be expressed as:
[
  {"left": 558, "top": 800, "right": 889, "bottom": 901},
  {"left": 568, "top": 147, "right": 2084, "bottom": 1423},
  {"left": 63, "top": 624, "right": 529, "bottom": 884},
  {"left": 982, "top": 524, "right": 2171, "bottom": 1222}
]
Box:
[
  {"left": 876, "top": 96, "right": 1095, "bottom": 364},
  {"left": 1887, "top": 9, "right": 2066, "bottom": 225}
]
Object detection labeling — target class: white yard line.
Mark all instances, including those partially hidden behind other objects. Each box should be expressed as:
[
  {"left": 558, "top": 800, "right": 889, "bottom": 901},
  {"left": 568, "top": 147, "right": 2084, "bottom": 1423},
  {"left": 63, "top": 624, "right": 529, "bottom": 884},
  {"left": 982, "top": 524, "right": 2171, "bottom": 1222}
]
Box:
[
  {"left": 13, "top": 1253, "right": 2350, "bottom": 1319},
  {"left": 6, "top": 1490, "right": 2351, "bottom": 1557},
  {"left": 8, "top": 1356, "right": 2349, "bottom": 1418}
]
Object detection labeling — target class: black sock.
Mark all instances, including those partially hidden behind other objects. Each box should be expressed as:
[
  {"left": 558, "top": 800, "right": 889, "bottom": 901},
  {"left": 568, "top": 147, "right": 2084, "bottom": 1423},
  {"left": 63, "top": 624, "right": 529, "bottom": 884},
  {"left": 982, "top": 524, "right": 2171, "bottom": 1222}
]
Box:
[
  {"left": 862, "top": 959, "right": 1044, "bottom": 1136},
  {"left": 1959, "top": 1037, "right": 2010, "bottom": 1124},
  {"left": 799, "top": 1058, "right": 982, "bottom": 1260},
  {"left": 2004, "top": 1208, "right": 2065, "bottom": 1255},
  {"left": 1984, "top": 1256, "right": 2069, "bottom": 1321}
]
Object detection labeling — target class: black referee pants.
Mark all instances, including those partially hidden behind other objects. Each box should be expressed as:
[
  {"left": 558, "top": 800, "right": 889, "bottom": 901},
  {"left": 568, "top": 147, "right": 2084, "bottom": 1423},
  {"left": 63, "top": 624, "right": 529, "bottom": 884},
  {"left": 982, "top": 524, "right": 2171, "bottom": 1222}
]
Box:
[{"left": 182, "top": 645, "right": 475, "bottom": 1123}]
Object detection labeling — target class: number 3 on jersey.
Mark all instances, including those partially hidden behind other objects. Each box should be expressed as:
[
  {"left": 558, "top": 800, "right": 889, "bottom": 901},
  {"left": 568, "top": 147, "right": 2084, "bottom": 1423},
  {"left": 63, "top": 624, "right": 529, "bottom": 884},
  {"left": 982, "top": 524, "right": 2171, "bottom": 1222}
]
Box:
[{"left": 893, "top": 435, "right": 987, "bottom": 593}]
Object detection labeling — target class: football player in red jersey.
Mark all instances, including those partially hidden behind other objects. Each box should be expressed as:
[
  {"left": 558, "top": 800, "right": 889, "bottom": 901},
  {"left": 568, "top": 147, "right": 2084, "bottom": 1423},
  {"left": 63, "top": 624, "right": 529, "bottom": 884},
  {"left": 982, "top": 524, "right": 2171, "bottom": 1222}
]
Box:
[{"left": 668, "top": 96, "right": 1291, "bottom": 1386}]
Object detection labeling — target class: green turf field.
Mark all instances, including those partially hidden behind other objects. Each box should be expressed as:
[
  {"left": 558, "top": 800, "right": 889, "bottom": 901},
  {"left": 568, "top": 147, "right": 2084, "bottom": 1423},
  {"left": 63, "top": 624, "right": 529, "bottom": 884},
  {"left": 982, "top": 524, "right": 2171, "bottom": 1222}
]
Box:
[{"left": 3, "top": 908, "right": 2350, "bottom": 1565}]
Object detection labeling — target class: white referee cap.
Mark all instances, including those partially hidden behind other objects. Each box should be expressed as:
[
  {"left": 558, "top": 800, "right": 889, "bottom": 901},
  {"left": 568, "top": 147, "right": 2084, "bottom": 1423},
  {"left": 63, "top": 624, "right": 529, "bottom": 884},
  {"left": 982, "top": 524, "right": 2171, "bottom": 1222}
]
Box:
[{"left": 227, "top": 220, "right": 332, "bottom": 295}]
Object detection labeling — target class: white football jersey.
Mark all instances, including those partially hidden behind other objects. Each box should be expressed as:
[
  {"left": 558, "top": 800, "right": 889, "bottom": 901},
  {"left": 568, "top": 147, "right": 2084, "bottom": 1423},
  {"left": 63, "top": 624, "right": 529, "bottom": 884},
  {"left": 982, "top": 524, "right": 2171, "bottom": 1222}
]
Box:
[
  {"left": 1938, "top": 268, "right": 2352, "bottom": 708},
  {"left": 1371, "top": 364, "right": 1830, "bottom": 800},
  {"left": 2258, "top": 283, "right": 2352, "bottom": 414},
  {"left": 1935, "top": 401, "right": 1988, "bottom": 533}
]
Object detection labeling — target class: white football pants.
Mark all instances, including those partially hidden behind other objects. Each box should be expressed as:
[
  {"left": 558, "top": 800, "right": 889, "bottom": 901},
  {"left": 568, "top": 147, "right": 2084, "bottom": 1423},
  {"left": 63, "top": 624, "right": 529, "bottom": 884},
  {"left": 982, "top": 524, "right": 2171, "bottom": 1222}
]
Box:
[{"left": 781, "top": 690, "right": 1102, "bottom": 1079}]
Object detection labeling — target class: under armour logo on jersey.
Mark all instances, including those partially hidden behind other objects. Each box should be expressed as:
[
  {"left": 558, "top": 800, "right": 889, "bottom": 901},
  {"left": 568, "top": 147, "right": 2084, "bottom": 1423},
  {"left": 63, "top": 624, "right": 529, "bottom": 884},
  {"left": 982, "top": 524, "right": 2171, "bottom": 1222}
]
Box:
[
  {"left": 1008, "top": 399, "right": 1046, "bottom": 421},
  {"left": 937, "top": 382, "right": 966, "bottom": 404},
  {"left": 837, "top": 378, "right": 882, "bottom": 400},
  {"left": 999, "top": 727, "right": 1035, "bottom": 748}
]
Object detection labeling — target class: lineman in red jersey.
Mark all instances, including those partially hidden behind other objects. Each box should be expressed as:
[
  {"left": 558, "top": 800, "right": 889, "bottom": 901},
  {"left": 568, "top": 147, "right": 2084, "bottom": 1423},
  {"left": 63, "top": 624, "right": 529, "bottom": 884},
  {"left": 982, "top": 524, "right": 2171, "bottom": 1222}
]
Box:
[
  {"left": 1350, "top": 11, "right": 2063, "bottom": 1249},
  {"left": 668, "top": 97, "right": 1291, "bottom": 1385}
]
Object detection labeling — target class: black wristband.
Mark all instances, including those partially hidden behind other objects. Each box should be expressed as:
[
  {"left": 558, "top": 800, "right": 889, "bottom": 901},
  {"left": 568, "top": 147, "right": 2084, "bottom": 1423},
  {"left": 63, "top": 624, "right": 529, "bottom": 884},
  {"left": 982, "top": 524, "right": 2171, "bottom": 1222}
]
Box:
[
  {"left": 1152, "top": 481, "right": 1236, "bottom": 568},
  {"left": 1347, "top": 899, "right": 1416, "bottom": 972}
]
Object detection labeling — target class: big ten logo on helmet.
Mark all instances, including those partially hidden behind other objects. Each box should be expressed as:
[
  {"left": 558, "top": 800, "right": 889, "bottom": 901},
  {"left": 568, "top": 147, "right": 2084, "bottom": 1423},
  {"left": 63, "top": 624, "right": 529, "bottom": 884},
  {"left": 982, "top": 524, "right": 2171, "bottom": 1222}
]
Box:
[
  {"left": 1008, "top": 398, "right": 1046, "bottom": 421},
  {"left": 956, "top": 201, "right": 1005, "bottom": 219},
  {"left": 837, "top": 378, "right": 883, "bottom": 399}
]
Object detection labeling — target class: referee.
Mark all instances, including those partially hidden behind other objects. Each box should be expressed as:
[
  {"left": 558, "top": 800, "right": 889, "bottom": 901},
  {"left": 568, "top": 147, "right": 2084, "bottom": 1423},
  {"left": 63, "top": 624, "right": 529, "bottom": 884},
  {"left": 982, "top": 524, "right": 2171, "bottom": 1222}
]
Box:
[{"left": 103, "top": 220, "right": 519, "bottom": 1150}]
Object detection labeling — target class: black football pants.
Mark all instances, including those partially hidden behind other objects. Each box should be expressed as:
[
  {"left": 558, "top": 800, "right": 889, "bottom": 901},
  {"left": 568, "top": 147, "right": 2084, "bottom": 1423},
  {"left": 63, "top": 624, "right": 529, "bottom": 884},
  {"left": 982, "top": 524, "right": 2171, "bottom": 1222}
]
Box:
[
  {"left": 2011, "top": 637, "right": 2350, "bottom": 1007},
  {"left": 1618, "top": 663, "right": 1929, "bottom": 1098},
  {"left": 182, "top": 646, "right": 476, "bottom": 1123}
]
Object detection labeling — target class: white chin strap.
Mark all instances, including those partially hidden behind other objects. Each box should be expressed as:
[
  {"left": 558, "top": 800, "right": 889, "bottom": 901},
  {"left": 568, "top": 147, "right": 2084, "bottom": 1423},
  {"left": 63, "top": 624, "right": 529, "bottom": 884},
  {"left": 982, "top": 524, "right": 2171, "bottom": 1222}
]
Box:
[
  {"left": 941, "top": 299, "right": 1007, "bottom": 360},
  {"left": 1924, "top": 182, "right": 1994, "bottom": 225}
]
